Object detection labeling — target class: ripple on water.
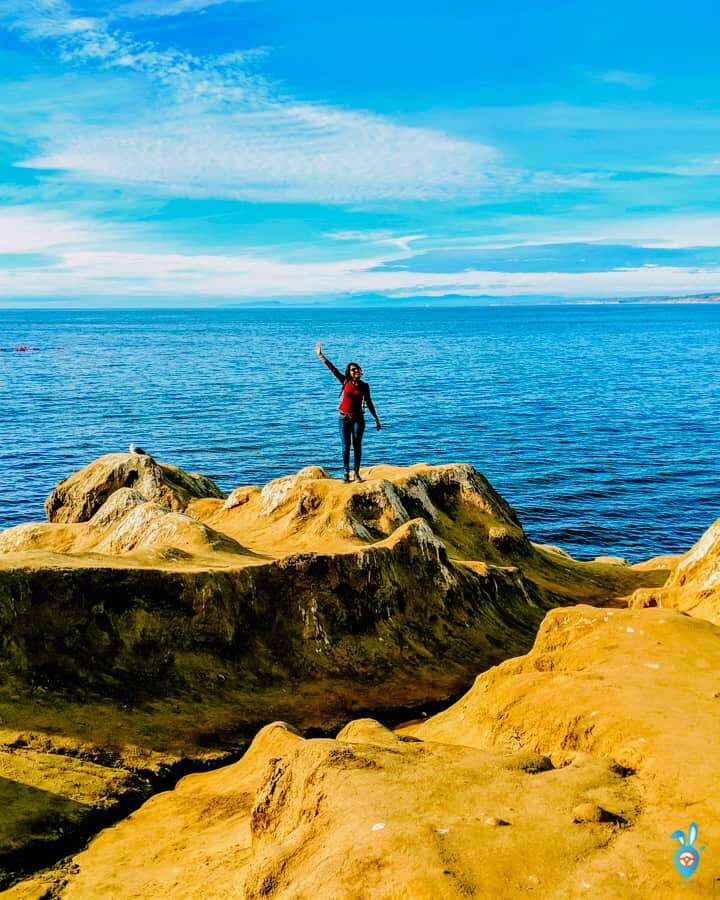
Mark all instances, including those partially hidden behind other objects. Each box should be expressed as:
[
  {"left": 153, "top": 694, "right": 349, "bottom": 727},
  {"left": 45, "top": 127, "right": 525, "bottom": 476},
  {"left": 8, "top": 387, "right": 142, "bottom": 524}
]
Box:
[{"left": 1, "top": 304, "right": 720, "bottom": 561}]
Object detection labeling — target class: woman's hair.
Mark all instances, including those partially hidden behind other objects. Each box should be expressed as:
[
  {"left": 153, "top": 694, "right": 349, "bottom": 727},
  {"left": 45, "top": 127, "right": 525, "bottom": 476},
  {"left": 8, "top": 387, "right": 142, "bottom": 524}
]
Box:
[{"left": 344, "top": 361, "right": 362, "bottom": 380}]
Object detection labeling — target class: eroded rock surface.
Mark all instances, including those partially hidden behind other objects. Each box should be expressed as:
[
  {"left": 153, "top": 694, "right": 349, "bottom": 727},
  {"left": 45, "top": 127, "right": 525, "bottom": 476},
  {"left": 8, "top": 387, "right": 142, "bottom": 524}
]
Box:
[
  {"left": 11, "top": 605, "right": 719, "bottom": 899},
  {"left": 630, "top": 517, "right": 720, "bottom": 623},
  {"left": 44, "top": 453, "right": 225, "bottom": 523},
  {"left": 0, "top": 456, "right": 670, "bottom": 891}
]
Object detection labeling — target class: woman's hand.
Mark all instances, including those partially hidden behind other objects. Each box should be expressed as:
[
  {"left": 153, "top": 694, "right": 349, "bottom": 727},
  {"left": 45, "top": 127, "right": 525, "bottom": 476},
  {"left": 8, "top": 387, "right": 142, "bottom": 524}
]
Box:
[
  {"left": 315, "top": 341, "right": 324, "bottom": 359},
  {"left": 375, "top": 419, "right": 382, "bottom": 431}
]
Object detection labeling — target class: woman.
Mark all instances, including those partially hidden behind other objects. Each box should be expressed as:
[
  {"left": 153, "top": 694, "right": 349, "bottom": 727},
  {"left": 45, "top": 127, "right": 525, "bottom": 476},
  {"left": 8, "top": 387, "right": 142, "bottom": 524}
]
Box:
[{"left": 315, "top": 342, "right": 382, "bottom": 482}]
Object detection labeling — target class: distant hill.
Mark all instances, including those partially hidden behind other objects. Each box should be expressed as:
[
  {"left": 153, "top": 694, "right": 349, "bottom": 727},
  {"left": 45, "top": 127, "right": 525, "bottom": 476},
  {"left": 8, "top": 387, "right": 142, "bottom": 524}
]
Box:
[
  {"left": 614, "top": 292, "right": 720, "bottom": 304},
  {"left": 221, "top": 291, "right": 720, "bottom": 308}
]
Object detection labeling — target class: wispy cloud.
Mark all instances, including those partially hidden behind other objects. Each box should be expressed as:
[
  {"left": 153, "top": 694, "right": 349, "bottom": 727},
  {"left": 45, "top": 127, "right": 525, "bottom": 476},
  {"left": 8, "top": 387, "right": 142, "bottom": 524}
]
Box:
[
  {"left": 118, "top": 0, "right": 255, "bottom": 17},
  {"left": 490, "top": 215, "right": 720, "bottom": 250},
  {"left": 21, "top": 108, "right": 502, "bottom": 204},
  {"left": 3, "top": 222, "right": 720, "bottom": 300},
  {"left": 2, "top": 1, "right": 511, "bottom": 204},
  {"left": 597, "top": 69, "right": 655, "bottom": 90},
  {"left": 0, "top": 206, "right": 117, "bottom": 253},
  {"left": 4, "top": 200, "right": 720, "bottom": 301},
  {"left": 1, "top": 1, "right": 273, "bottom": 109},
  {"left": 662, "top": 156, "right": 720, "bottom": 177},
  {"left": 5, "top": 3, "right": 718, "bottom": 305},
  {"left": 6, "top": 250, "right": 720, "bottom": 300},
  {"left": 326, "top": 231, "right": 425, "bottom": 252}
]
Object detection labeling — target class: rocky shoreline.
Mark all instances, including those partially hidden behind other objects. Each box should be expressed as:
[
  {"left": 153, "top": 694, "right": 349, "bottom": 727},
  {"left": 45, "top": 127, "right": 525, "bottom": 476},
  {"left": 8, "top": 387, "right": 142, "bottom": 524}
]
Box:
[{"left": 2, "top": 453, "right": 716, "bottom": 896}]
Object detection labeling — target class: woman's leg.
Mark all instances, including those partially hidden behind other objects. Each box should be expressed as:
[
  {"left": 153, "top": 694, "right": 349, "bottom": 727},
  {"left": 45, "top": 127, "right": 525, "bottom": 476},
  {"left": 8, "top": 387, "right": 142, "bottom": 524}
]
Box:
[
  {"left": 338, "top": 416, "right": 351, "bottom": 474},
  {"left": 351, "top": 418, "right": 366, "bottom": 474}
]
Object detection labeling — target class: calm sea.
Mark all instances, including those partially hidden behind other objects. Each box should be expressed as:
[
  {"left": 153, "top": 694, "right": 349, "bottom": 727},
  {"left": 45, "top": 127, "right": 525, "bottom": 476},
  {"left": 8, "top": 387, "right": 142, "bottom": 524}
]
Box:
[{"left": 1, "top": 304, "right": 719, "bottom": 561}]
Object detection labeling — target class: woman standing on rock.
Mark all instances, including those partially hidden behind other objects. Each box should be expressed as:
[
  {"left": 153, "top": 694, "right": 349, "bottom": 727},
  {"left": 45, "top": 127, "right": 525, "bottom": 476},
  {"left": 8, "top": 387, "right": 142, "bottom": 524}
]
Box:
[{"left": 315, "top": 342, "right": 382, "bottom": 482}]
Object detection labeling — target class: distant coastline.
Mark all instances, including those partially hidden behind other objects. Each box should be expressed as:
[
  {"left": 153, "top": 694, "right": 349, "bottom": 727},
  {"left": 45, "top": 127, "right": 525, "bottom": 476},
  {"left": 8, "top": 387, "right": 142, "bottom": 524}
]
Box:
[
  {"left": 579, "top": 292, "right": 720, "bottom": 305},
  {"left": 219, "top": 292, "right": 720, "bottom": 309},
  {"left": 218, "top": 291, "right": 720, "bottom": 309},
  {"left": 4, "top": 292, "right": 720, "bottom": 311}
]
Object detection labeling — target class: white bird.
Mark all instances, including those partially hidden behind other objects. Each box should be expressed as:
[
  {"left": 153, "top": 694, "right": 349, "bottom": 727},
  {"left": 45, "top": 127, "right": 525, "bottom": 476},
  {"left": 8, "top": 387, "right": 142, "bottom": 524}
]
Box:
[{"left": 128, "top": 443, "right": 148, "bottom": 455}]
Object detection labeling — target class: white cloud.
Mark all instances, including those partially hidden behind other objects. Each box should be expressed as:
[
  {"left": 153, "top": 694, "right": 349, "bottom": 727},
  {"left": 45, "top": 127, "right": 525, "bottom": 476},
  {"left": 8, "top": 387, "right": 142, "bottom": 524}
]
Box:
[
  {"left": 2, "top": 1, "right": 518, "bottom": 204},
  {"left": 597, "top": 70, "right": 655, "bottom": 90},
  {"left": 512, "top": 215, "right": 720, "bottom": 251},
  {"left": 591, "top": 217, "right": 720, "bottom": 249},
  {"left": 425, "top": 213, "right": 720, "bottom": 253},
  {"left": 3, "top": 235, "right": 720, "bottom": 300},
  {"left": 326, "top": 231, "right": 425, "bottom": 252},
  {"left": 0, "top": 206, "right": 115, "bottom": 253},
  {"left": 5, "top": 203, "right": 720, "bottom": 301},
  {"left": 21, "top": 107, "right": 501, "bottom": 204},
  {"left": 662, "top": 156, "right": 720, "bottom": 177},
  {"left": 2, "top": 1, "right": 270, "bottom": 97},
  {"left": 5, "top": 5, "right": 716, "bottom": 303},
  {"left": 118, "top": 0, "right": 254, "bottom": 16}
]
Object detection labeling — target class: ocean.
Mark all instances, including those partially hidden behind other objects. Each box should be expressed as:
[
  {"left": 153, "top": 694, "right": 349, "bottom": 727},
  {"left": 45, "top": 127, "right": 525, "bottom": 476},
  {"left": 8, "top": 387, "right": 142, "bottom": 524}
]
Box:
[{"left": 2, "top": 303, "right": 719, "bottom": 561}]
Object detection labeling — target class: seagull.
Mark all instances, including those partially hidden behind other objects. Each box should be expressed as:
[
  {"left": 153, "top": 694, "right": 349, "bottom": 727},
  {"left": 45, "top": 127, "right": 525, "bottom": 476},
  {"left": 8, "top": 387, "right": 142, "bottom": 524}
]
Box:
[{"left": 128, "top": 443, "right": 148, "bottom": 455}]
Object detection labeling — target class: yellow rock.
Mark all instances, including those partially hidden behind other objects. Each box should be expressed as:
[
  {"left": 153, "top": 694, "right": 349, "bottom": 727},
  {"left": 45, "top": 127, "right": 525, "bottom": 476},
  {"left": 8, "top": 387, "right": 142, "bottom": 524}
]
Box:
[
  {"left": 630, "top": 517, "right": 720, "bottom": 623},
  {"left": 7, "top": 603, "right": 718, "bottom": 898},
  {"left": 0, "top": 456, "right": 674, "bottom": 892},
  {"left": 44, "top": 452, "right": 224, "bottom": 523}
]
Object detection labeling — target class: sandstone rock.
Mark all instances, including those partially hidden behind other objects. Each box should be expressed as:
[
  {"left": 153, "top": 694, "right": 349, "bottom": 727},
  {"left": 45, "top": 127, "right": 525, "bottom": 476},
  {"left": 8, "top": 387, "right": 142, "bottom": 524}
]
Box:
[
  {"left": 534, "top": 543, "right": 573, "bottom": 559},
  {"left": 502, "top": 751, "right": 553, "bottom": 774},
  {"left": 630, "top": 517, "right": 720, "bottom": 623},
  {"left": 194, "top": 461, "right": 662, "bottom": 608},
  {"left": 0, "top": 733, "right": 171, "bottom": 891},
  {"left": 44, "top": 453, "right": 224, "bottom": 523},
  {"left": 335, "top": 718, "right": 399, "bottom": 745},
  {"left": 4, "top": 556, "right": 717, "bottom": 895},
  {"left": 410, "top": 605, "right": 720, "bottom": 896},
  {"left": 0, "top": 457, "right": 671, "bottom": 889},
  {"left": 592, "top": 555, "right": 629, "bottom": 566},
  {"left": 1, "top": 496, "right": 248, "bottom": 561},
  {"left": 0, "top": 514, "right": 551, "bottom": 695},
  {"left": 0, "top": 522, "right": 78, "bottom": 555},
  {"left": 571, "top": 802, "right": 611, "bottom": 823},
  {"left": 259, "top": 466, "right": 330, "bottom": 516},
  {"left": 92, "top": 501, "right": 246, "bottom": 557},
  {"left": 222, "top": 485, "right": 258, "bottom": 510},
  {"left": 89, "top": 487, "right": 146, "bottom": 527},
  {"left": 14, "top": 711, "right": 639, "bottom": 899}
]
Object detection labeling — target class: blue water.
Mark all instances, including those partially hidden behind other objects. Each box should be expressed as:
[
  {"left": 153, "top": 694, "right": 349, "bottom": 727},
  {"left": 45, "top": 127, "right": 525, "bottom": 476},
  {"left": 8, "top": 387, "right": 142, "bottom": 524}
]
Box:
[{"left": 1, "top": 304, "right": 719, "bottom": 561}]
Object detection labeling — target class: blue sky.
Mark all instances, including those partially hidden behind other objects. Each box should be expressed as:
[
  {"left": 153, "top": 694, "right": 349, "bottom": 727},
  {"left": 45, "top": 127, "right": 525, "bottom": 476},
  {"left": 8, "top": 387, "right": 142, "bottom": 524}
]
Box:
[{"left": 2, "top": 0, "right": 720, "bottom": 304}]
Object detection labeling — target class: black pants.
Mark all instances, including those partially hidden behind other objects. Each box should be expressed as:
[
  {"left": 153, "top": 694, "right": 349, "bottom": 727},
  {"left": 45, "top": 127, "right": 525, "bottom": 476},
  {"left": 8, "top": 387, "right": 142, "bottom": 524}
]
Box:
[{"left": 338, "top": 414, "right": 365, "bottom": 473}]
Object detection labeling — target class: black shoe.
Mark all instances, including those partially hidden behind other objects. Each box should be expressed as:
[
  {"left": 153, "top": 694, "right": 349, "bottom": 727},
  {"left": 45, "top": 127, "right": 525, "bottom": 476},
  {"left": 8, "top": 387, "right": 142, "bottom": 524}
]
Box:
[
  {"left": 342, "top": 472, "right": 350, "bottom": 483},
  {"left": 354, "top": 471, "right": 363, "bottom": 483}
]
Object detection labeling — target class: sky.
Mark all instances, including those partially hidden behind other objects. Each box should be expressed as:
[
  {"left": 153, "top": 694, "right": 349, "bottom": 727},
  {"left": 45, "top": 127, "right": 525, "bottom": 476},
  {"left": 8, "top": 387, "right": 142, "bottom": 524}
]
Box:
[{"left": 2, "top": 0, "right": 720, "bottom": 305}]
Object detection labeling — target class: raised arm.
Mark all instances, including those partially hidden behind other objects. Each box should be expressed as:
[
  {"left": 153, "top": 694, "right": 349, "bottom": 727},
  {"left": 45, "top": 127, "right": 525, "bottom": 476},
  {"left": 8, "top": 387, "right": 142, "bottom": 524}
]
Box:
[{"left": 315, "top": 342, "right": 344, "bottom": 384}]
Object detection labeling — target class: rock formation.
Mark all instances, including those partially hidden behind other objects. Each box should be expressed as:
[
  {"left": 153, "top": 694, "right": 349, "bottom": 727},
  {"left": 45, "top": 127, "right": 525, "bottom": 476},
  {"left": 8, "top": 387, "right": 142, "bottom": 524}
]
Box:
[
  {"left": 0, "top": 455, "right": 672, "bottom": 891},
  {"left": 2, "top": 456, "right": 662, "bottom": 699},
  {"left": 43, "top": 452, "right": 224, "bottom": 523},
  {"left": 630, "top": 517, "right": 720, "bottom": 624},
  {"left": 9, "top": 605, "right": 719, "bottom": 899}
]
